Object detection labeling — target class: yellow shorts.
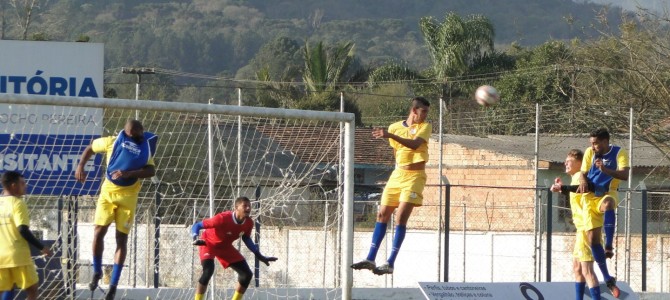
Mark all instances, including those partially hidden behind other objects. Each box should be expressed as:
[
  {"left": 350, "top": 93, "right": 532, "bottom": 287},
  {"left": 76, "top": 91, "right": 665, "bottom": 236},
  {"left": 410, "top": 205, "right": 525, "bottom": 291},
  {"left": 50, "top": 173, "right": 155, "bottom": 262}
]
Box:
[
  {"left": 580, "top": 193, "right": 618, "bottom": 231},
  {"left": 381, "top": 169, "right": 426, "bottom": 207},
  {"left": 573, "top": 230, "right": 595, "bottom": 262},
  {"left": 94, "top": 190, "right": 138, "bottom": 234},
  {"left": 0, "top": 264, "right": 38, "bottom": 290}
]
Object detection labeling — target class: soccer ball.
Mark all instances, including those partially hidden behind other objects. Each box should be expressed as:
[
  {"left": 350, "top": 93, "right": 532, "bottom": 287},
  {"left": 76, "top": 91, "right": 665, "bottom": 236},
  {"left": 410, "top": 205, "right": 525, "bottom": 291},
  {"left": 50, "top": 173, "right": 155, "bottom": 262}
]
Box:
[{"left": 475, "top": 85, "right": 500, "bottom": 107}]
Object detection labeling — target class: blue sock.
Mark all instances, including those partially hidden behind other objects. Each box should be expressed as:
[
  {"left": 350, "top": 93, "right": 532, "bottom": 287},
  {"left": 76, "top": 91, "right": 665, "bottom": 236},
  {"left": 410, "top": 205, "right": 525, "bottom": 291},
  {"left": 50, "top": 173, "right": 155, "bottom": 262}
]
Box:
[
  {"left": 387, "top": 225, "right": 407, "bottom": 267},
  {"left": 589, "top": 286, "right": 601, "bottom": 300},
  {"left": 93, "top": 256, "right": 102, "bottom": 275},
  {"left": 604, "top": 210, "right": 615, "bottom": 248},
  {"left": 2, "top": 290, "right": 14, "bottom": 300},
  {"left": 110, "top": 263, "right": 123, "bottom": 286},
  {"left": 366, "top": 222, "right": 387, "bottom": 261},
  {"left": 575, "top": 282, "right": 586, "bottom": 300},
  {"left": 591, "top": 244, "right": 612, "bottom": 281}
]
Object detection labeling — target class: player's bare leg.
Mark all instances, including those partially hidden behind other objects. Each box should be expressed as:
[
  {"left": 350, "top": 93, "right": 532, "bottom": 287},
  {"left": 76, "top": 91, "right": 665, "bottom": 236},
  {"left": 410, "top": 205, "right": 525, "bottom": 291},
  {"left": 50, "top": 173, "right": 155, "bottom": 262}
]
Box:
[
  {"left": 573, "top": 259, "right": 587, "bottom": 300},
  {"left": 24, "top": 284, "right": 38, "bottom": 300},
  {"left": 105, "top": 230, "right": 129, "bottom": 300}
]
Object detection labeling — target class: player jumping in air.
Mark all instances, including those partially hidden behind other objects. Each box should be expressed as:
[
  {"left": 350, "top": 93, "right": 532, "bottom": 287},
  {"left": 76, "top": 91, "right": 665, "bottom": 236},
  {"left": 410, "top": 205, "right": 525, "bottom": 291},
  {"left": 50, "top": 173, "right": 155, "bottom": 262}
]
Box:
[
  {"left": 191, "top": 196, "right": 277, "bottom": 300},
  {"left": 578, "top": 128, "right": 628, "bottom": 298},
  {"left": 75, "top": 120, "right": 157, "bottom": 300},
  {"left": 351, "top": 96, "right": 431, "bottom": 275}
]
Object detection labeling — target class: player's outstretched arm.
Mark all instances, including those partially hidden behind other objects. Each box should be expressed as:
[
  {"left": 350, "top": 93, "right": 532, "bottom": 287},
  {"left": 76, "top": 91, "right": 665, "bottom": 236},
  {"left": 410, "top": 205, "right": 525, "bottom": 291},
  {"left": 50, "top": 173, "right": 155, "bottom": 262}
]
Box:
[
  {"left": 242, "top": 235, "right": 277, "bottom": 266},
  {"left": 18, "top": 225, "right": 52, "bottom": 256},
  {"left": 191, "top": 221, "right": 205, "bottom": 245},
  {"left": 75, "top": 144, "right": 95, "bottom": 183}
]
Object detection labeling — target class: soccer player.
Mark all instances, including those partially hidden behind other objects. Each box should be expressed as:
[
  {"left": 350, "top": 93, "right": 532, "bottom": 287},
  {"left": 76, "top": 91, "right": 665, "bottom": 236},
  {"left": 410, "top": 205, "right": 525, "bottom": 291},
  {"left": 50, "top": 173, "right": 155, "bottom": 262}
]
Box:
[
  {"left": 577, "top": 128, "right": 628, "bottom": 298},
  {"left": 551, "top": 150, "right": 601, "bottom": 300},
  {"left": 191, "top": 196, "right": 277, "bottom": 300},
  {"left": 75, "top": 119, "right": 157, "bottom": 300},
  {"left": 351, "top": 96, "right": 431, "bottom": 275},
  {"left": 0, "top": 171, "right": 53, "bottom": 300}
]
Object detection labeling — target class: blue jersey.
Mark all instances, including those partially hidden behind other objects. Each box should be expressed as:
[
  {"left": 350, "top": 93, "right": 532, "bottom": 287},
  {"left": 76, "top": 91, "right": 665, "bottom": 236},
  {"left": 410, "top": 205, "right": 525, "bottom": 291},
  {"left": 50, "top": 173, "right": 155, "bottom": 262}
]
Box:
[{"left": 581, "top": 145, "right": 629, "bottom": 196}]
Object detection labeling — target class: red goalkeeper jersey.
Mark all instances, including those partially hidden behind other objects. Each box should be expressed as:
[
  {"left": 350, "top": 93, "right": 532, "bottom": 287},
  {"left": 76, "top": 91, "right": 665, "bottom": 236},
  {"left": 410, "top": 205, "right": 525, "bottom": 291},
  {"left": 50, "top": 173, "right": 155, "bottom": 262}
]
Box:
[{"left": 201, "top": 211, "right": 253, "bottom": 249}]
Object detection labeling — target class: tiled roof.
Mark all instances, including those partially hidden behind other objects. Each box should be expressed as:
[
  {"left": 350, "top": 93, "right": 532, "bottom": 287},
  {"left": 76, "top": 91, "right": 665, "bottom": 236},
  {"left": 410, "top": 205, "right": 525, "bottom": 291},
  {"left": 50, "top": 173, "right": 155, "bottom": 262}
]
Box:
[
  {"left": 256, "top": 126, "right": 394, "bottom": 167},
  {"left": 441, "top": 134, "right": 669, "bottom": 167}
]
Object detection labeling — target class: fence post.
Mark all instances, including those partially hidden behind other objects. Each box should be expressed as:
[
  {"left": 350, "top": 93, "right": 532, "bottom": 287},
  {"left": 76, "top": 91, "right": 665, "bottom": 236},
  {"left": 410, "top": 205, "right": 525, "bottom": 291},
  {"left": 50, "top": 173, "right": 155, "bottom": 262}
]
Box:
[
  {"left": 254, "top": 185, "right": 261, "bottom": 287},
  {"left": 546, "top": 189, "right": 552, "bottom": 282},
  {"left": 153, "top": 190, "right": 161, "bottom": 288},
  {"left": 641, "top": 185, "right": 647, "bottom": 292},
  {"left": 443, "top": 184, "right": 450, "bottom": 282}
]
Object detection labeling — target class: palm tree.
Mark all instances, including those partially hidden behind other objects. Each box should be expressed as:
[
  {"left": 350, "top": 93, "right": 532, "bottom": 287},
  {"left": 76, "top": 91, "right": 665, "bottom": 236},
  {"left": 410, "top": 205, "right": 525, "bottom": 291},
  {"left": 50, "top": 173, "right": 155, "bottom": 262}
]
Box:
[
  {"left": 302, "top": 41, "right": 355, "bottom": 92},
  {"left": 419, "top": 12, "right": 495, "bottom": 81}
]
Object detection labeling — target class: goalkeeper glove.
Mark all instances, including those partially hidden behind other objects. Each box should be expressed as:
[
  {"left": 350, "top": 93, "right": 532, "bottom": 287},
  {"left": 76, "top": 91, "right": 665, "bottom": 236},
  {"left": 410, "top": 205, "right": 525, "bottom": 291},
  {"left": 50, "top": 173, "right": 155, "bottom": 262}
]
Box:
[{"left": 257, "top": 254, "right": 278, "bottom": 266}]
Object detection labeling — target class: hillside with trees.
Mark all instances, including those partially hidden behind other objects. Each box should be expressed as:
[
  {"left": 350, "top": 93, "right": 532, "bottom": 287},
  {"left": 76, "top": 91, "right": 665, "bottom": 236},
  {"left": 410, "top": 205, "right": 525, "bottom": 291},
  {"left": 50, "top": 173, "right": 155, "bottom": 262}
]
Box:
[
  {"left": 1, "top": 0, "right": 626, "bottom": 76},
  {"left": 1, "top": 0, "right": 669, "bottom": 173}
]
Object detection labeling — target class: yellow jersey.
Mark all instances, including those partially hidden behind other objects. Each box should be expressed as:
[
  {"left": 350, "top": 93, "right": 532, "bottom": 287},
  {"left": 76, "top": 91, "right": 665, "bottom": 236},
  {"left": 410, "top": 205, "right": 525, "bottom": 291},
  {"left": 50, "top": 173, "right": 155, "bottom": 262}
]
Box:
[
  {"left": 388, "top": 120, "right": 431, "bottom": 167},
  {"left": 569, "top": 173, "right": 585, "bottom": 230},
  {"left": 0, "top": 195, "right": 32, "bottom": 268},
  {"left": 93, "top": 136, "right": 155, "bottom": 195}
]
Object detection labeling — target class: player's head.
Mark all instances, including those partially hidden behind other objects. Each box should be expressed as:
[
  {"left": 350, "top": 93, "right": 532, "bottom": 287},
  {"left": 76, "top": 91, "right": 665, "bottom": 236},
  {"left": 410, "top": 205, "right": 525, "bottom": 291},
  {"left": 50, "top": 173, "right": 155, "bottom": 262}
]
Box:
[
  {"left": 409, "top": 97, "right": 430, "bottom": 123},
  {"left": 1, "top": 171, "right": 27, "bottom": 196},
  {"left": 234, "top": 196, "right": 252, "bottom": 218},
  {"left": 564, "top": 149, "right": 583, "bottom": 176},
  {"left": 589, "top": 128, "right": 610, "bottom": 155},
  {"left": 124, "top": 119, "right": 145, "bottom": 143}
]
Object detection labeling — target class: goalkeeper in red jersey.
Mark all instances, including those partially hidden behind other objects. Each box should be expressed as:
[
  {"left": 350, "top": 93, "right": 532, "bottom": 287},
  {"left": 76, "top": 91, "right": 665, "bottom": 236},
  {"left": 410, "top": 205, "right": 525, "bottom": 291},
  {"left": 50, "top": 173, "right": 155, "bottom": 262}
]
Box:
[{"left": 191, "top": 196, "right": 277, "bottom": 300}]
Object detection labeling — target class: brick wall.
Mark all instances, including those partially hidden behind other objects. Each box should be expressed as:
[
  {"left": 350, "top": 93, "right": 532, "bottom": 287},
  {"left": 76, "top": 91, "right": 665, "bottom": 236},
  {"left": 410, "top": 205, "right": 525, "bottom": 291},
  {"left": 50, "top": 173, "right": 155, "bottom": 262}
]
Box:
[{"left": 411, "top": 140, "right": 537, "bottom": 231}]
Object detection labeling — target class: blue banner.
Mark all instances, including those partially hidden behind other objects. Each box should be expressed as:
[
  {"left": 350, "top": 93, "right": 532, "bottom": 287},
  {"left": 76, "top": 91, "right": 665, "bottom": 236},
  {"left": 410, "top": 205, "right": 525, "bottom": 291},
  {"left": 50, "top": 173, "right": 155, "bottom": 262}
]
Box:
[{"left": 0, "top": 134, "right": 102, "bottom": 195}]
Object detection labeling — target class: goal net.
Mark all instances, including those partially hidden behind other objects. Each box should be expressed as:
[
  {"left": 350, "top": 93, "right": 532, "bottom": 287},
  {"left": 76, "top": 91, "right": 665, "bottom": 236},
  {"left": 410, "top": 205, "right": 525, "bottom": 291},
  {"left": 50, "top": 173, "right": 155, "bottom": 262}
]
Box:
[{"left": 0, "top": 93, "right": 355, "bottom": 300}]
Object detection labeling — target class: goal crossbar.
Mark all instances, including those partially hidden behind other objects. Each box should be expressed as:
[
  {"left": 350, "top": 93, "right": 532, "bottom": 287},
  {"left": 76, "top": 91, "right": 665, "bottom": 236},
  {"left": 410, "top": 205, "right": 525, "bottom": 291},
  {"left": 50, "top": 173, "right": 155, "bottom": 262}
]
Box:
[{"left": 0, "top": 93, "right": 355, "bottom": 123}]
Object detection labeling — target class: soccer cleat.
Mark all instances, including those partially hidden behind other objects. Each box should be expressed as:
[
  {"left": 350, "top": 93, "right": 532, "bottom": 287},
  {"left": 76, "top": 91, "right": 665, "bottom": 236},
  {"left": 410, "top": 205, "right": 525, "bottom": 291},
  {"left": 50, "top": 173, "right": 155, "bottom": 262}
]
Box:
[
  {"left": 350, "top": 259, "right": 375, "bottom": 271},
  {"left": 372, "top": 263, "right": 394, "bottom": 275},
  {"left": 88, "top": 273, "right": 102, "bottom": 291},
  {"left": 605, "top": 246, "right": 614, "bottom": 259},
  {"left": 105, "top": 285, "right": 117, "bottom": 300},
  {"left": 606, "top": 277, "right": 620, "bottom": 298}
]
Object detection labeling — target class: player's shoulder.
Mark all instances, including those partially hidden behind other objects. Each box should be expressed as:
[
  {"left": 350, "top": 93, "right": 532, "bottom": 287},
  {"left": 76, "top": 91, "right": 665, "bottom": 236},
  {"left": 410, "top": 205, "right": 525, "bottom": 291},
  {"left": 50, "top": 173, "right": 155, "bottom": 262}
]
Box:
[
  {"left": 388, "top": 121, "right": 404, "bottom": 129},
  {"left": 93, "top": 136, "right": 116, "bottom": 147},
  {"left": 420, "top": 121, "right": 432, "bottom": 129},
  {"left": 219, "top": 211, "right": 233, "bottom": 218},
  {"left": 5, "top": 195, "right": 24, "bottom": 205},
  {"left": 611, "top": 144, "right": 627, "bottom": 153},
  {"left": 97, "top": 135, "right": 116, "bottom": 142}
]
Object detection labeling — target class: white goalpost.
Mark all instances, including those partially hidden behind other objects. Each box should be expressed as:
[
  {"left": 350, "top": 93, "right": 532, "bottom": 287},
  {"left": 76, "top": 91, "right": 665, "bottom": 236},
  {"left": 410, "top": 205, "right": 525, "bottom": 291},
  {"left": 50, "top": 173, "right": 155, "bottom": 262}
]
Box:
[{"left": 0, "top": 93, "right": 354, "bottom": 300}]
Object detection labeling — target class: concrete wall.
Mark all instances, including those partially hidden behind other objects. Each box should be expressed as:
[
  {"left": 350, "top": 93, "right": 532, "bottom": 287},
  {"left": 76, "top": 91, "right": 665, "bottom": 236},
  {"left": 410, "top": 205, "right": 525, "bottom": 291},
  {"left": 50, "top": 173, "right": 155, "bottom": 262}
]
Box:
[{"left": 72, "top": 224, "right": 670, "bottom": 293}]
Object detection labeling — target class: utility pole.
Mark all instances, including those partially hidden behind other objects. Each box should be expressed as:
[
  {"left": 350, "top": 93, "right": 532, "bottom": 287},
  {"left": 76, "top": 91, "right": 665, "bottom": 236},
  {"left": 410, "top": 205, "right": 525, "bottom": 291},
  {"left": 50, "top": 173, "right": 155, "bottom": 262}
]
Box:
[
  {"left": 122, "top": 67, "right": 155, "bottom": 120},
  {"left": 121, "top": 67, "right": 154, "bottom": 289}
]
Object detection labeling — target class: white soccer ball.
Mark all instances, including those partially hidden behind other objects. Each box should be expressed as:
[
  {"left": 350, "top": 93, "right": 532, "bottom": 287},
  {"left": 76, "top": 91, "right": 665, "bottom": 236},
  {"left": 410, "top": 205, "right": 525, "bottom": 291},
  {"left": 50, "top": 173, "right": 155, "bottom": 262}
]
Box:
[{"left": 475, "top": 85, "right": 500, "bottom": 107}]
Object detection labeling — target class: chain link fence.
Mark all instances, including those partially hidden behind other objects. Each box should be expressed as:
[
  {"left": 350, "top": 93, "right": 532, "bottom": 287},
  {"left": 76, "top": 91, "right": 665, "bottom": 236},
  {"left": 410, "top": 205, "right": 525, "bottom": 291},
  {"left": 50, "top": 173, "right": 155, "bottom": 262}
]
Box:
[{"left": 5, "top": 76, "right": 670, "bottom": 299}]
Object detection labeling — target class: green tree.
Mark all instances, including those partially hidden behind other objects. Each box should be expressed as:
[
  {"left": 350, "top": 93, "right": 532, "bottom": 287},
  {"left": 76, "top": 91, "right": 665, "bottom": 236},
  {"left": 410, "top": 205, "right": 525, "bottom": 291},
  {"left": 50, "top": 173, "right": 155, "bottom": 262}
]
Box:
[
  {"left": 491, "top": 41, "right": 574, "bottom": 134},
  {"left": 568, "top": 15, "right": 670, "bottom": 159},
  {"left": 302, "top": 41, "right": 354, "bottom": 93},
  {"left": 419, "top": 12, "right": 495, "bottom": 80}
]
